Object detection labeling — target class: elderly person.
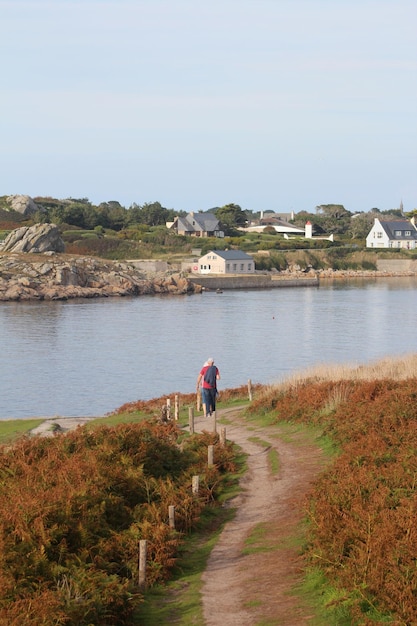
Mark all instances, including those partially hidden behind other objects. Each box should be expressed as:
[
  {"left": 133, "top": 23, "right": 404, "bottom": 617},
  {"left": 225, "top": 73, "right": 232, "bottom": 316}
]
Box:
[{"left": 196, "top": 357, "right": 220, "bottom": 417}]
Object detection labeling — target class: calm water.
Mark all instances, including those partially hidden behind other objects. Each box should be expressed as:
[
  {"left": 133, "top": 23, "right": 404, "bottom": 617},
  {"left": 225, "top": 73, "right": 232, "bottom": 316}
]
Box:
[{"left": 1, "top": 277, "right": 417, "bottom": 419}]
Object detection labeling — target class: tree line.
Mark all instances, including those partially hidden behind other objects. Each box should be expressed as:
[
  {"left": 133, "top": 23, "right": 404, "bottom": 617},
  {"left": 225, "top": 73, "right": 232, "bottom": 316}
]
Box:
[{"left": 1, "top": 194, "right": 412, "bottom": 240}]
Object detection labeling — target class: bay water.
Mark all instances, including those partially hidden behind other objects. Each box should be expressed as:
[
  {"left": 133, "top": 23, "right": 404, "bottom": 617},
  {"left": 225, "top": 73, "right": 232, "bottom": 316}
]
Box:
[{"left": 1, "top": 276, "right": 416, "bottom": 419}]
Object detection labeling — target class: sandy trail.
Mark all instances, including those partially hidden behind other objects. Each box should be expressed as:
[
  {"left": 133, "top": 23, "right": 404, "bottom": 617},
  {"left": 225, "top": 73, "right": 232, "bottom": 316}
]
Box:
[{"left": 194, "top": 407, "right": 324, "bottom": 625}]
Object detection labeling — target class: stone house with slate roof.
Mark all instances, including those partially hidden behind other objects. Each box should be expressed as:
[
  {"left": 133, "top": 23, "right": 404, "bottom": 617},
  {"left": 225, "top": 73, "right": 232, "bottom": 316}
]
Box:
[
  {"left": 168, "top": 212, "right": 223, "bottom": 238},
  {"left": 198, "top": 249, "right": 254, "bottom": 274},
  {"left": 366, "top": 218, "right": 417, "bottom": 249}
]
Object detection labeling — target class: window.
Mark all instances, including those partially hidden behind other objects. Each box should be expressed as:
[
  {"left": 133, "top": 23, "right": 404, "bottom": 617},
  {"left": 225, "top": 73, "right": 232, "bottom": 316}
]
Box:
[
  {"left": 377, "top": 232, "right": 382, "bottom": 238},
  {"left": 226, "top": 263, "right": 230, "bottom": 271},
  {"left": 405, "top": 231, "right": 411, "bottom": 236},
  {"left": 395, "top": 230, "right": 402, "bottom": 236},
  {"left": 248, "top": 263, "right": 252, "bottom": 270},
  {"left": 232, "top": 263, "right": 237, "bottom": 271},
  {"left": 240, "top": 263, "right": 244, "bottom": 270}
]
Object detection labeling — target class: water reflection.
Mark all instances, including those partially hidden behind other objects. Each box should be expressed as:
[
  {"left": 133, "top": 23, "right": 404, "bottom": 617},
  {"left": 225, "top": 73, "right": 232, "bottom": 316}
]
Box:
[{"left": 1, "top": 277, "right": 416, "bottom": 418}]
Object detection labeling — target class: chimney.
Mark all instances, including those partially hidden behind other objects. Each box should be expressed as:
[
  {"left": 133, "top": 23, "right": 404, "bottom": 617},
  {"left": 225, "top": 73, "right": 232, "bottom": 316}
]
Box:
[{"left": 305, "top": 221, "right": 313, "bottom": 239}]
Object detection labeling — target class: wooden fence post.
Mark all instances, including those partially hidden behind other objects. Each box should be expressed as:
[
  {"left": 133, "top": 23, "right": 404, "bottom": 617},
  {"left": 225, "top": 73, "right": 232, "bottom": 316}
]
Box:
[
  {"left": 169, "top": 505, "right": 175, "bottom": 530},
  {"left": 196, "top": 390, "right": 201, "bottom": 412},
  {"left": 188, "top": 407, "right": 194, "bottom": 434},
  {"left": 166, "top": 398, "right": 171, "bottom": 420},
  {"left": 174, "top": 395, "right": 179, "bottom": 421},
  {"left": 138, "top": 539, "right": 147, "bottom": 589},
  {"left": 220, "top": 427, "right": 226, "bottom": 446},
  {"left": 192, "top": 475, "right": 199, "bottom": 494},
  {"left": 248, "top": 379, "right": 253, "bottom": 401},
  {"left": 213, "top": 411, "right": 217, "bottom": 433},
  {"left": 208, "top": 445, "right": 214, "bottom": 466}
]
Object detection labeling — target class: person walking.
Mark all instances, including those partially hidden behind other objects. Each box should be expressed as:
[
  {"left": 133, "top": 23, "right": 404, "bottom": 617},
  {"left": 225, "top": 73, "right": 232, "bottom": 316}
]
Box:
[{"left": 196, "top": 358, "right": 220, "bottom": 417}]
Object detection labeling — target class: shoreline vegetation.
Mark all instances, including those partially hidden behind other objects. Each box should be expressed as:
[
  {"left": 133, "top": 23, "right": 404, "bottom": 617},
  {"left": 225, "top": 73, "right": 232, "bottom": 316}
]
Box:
[{"left": 0, "top": 355, "right": 417, "bottom": 623}]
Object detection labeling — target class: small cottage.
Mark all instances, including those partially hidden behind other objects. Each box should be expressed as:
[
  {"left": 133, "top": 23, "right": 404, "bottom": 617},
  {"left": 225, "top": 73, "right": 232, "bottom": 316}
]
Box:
[
  {"left": 366, "top": 218, "right": 417, "bottom": 249},
  {"left": 198, "top": 250, "right": 255, "bottom": 274}
]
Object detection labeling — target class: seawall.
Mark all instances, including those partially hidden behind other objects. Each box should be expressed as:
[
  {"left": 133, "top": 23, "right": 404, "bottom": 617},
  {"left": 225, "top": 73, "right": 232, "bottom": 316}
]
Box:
[{"left": 189, "top": 274, "right": 319, "bottom": 290}]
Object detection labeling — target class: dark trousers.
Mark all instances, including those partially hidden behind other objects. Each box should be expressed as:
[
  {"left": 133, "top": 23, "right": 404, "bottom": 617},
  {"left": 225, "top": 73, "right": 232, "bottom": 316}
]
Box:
[{"left": 202, "top": 387, "right": 217, "bottom": 414}]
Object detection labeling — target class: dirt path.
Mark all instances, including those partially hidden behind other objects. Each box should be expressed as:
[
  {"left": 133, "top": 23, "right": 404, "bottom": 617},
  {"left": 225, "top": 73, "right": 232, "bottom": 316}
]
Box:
[
  {"left": 30, "top": 406, "right": 325, "bottom": 623},
  {"left": 194, "top": 407, "right": 325, "bottom": 625}
]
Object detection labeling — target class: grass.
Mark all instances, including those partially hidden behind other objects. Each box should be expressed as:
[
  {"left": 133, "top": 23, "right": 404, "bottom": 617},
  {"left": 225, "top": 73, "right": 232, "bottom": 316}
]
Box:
[
  {"left": 138, "top": 507, "right": 234, "bottom": 625},
  {"left": 0, "top": 418, "right": 45, "bottom": 444},
  {"left": 137, "top": 450, "right": 247, "bottom": 625},
  {"left": 294, "top": 567, "right": 394, "bottom": 625},
  {"left": 248, "top": 435, "right": 281, "bottom": 476},
  {"left": 272, "top": 352, "right": 417, "bottom": 391}
]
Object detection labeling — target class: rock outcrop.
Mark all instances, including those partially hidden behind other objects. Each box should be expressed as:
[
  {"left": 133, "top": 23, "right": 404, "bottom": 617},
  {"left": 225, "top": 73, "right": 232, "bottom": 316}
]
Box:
[
  {"left": 2, "top": 223, "right": 65, "bottom": 254},
  {"left": 0, "top": 254, "right": 202, "bottom": 301},
  {"left": 5, "top": 195, "right": 42, "bottom": 216}
]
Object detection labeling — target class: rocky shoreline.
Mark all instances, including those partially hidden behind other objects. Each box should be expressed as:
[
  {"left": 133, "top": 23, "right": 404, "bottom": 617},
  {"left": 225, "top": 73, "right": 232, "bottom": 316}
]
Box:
[
  {"left": 1, "top": 253, "right": 416, "bottom": 302},
  {"left": 0, "top": 253, "right": 202, "bottom": 301}
]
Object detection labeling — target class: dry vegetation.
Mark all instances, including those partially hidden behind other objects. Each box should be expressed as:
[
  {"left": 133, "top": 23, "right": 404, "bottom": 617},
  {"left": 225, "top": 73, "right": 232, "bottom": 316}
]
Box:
[
  {"left": 1, "top": 356, "right": 417, "bottom": 624},
  {"left": 0, "top": 420, "right": 236, "bottom": 625},
  {"left": 248, "top": 353, "right": 417, "bottom": 624}
]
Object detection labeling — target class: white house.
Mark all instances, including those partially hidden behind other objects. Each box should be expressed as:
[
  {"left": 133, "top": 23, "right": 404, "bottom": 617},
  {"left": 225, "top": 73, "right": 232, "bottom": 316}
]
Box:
[
  {"left": 366, "top": 218, "right": 417, "bottom": 249},
  {"left": 198, "top": 250, "right": 255, "bottom": 274}
]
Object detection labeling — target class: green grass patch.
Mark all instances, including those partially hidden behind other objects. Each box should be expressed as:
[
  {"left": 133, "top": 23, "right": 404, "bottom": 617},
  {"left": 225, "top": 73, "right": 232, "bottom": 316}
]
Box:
[
  {"left": 243, "top": 599, "right": 262, "bottom": 608},
  {"left": 247, "top": 411, "right": 338, "bottom": 459},
  {"left": 242, "top": 520, "right": 302, "bottom": 557},
  {"left": 0, "top": 419, "right": 45, "bottom": 444},
  {"left": 294, "top": 567, "right": 394, "bottom": 625},
  {"left": 267, "top": 447, "right": 280, "bottom": 475},
  {"left": 248, "top": 436, "right": 280, "bottom": 475}
]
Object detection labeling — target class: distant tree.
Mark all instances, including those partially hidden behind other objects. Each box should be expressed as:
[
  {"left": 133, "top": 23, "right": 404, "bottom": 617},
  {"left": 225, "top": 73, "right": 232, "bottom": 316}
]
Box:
[
  {"left": 62, "top": 203, "right": 91, "bottom": 229},
  {"left": 380, "top": 208, "right": 404, "bottom": 218},
  {"left": 127, "top": 202, "right": 172, "bottom": 226},
  {"left": 215, "top": 203, "right": 248, "bottom": 234},
  {"left": 315, "top": 204, "right": 352, "bottom": 235},
  {"left": 348, "top": 213, "right": 374, "bottom": 240}
]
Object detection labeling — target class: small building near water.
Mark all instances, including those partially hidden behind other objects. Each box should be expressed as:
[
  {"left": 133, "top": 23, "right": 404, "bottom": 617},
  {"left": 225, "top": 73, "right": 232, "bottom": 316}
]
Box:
[{"left": 198, "top": 249, "right": 255, "bottom": 274}]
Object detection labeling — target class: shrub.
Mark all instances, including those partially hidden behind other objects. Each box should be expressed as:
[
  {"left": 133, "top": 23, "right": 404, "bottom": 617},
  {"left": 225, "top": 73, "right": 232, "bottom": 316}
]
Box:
[{"left": 0, "top": 419, "right": 237, "bottom": 623}]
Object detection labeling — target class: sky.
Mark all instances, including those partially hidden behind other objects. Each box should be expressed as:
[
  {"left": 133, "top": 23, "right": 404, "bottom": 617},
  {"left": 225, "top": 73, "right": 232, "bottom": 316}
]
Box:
[{"left": 1, "top": 1, "right": 416, "bottom": 214}]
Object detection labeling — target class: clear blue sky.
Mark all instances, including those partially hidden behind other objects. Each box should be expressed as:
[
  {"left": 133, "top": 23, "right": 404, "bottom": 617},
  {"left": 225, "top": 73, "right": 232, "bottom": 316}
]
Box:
[{"left": 1, "top": 0, "right": 416, "bottom": 214}]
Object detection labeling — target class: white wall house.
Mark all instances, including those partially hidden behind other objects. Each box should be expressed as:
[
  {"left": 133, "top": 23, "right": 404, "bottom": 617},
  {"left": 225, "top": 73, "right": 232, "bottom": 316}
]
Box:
[
  {"left": 366, "top": 218, "right": 417, "bottom": 249},
  {"left": 198, "top": 250, "right": 255, "bottom": 274}
]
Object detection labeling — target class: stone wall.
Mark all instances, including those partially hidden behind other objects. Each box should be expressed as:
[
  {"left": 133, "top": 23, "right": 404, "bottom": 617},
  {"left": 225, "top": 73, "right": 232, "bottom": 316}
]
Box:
[{"left": 376, "top": 259, "right": 417, "bottom": 273}]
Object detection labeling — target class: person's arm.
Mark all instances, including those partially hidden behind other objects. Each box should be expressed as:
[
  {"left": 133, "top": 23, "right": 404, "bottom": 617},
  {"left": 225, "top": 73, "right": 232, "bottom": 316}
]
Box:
[
  {"left": 216, "top": 369, "right": 220, "bottom": 380},
  {"left": 196, "top": 373, "right": 202, "bottom": 389}
]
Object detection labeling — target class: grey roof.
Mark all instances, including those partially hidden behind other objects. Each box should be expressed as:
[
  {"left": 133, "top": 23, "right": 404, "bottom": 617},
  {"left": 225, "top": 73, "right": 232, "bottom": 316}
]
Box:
[
  {"left": 177, "top": 212, "right": 220, "bottom": 232},
  {"left": 208, "top": 249, "right": 253, "bottom": 260},
  {"left": 379, "top": 220, "right": 417, "bottom": 240}
]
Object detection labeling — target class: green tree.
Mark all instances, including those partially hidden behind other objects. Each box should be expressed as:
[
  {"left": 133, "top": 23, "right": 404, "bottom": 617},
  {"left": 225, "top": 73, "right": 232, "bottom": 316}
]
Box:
[
  {"left": 315, "top": 204, "right": 352, "bottom": 235},
  {"left": 348, "top": 213, "right": 374, "bottom": 240},
  {"left": 215, "top": 203, "right": 248, "bottom": 234},
  {"left": 127, "top": 202, "right": 174, "bottom": 227}
]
